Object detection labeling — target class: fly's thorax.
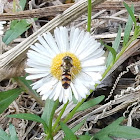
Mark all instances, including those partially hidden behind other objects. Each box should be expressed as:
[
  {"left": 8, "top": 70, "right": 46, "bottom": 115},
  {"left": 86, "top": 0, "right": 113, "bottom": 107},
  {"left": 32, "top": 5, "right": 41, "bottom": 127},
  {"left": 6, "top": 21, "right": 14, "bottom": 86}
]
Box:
[{"left": 61, "top": 56, "right": 73, "bottom": 72}]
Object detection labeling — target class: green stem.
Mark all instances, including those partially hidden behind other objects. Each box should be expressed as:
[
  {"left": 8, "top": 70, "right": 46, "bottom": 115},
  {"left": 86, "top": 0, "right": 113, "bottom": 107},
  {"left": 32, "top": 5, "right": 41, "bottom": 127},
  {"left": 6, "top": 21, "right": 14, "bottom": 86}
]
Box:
[
  {"left": 63, "top": 99, "right": 85, "bottom": 123},
  {"left": 116, "top": 37, "right": 135, "bottom": 61},
  {"left": 102, "top": 64, "right": 112, "bottom": 79},
  {"left": 52, "top": 101, "right": 69, "bottom": 130},
  {"left": 53, "top": 98, "right": 85, "bottom": 134},
  {"left": 13, "top": 0, "right": 16, "bottom": 12},
  {"left": 87, "top": 0, "right": 92, "bottom": 32},
  {"left": 47, "top": 100, "right": 59, "bottom": 140},
  {"left": 45, "top": 133, "right": 53, "bottom": 140}
]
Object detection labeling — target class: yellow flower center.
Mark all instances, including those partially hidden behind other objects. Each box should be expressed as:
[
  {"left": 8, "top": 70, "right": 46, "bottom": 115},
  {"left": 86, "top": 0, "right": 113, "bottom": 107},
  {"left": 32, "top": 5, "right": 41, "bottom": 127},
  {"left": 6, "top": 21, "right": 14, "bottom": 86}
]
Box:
[{"left": 51, "top": 52, "right": 81, "bottom": 80}]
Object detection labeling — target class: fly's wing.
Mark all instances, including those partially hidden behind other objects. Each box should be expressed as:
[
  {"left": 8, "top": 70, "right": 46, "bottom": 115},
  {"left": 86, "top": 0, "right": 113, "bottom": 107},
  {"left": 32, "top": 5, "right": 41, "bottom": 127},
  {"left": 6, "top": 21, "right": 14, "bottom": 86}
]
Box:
[
  {"left": 71, "top": 66, "right": 91, "bottom": 81},
  {"left": 78, "top": 70, "right": 93, "bottom": 82},
  {"left": 71, "top": 67, "right": 98, "bottom": 90}
]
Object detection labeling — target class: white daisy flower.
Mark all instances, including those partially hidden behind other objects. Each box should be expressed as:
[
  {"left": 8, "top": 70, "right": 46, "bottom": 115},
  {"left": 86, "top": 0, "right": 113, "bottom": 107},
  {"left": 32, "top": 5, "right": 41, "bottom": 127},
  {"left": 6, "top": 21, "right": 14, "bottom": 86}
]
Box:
[
  {"left": 0, "top": 21, "right": 6, "bottom": 35},
  {"left": 25, "top": 26, "right": 106, "bottom": 104}
]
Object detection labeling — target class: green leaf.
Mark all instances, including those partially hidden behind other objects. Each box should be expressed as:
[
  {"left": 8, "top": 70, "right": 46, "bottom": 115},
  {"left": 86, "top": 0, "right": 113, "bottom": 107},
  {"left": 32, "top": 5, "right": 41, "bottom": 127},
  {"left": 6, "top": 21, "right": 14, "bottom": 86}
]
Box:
[
  {"left": 19, "top": 0, "right": 26, "bottom": 11},
  {"left": 60, "top": 122, "right": 77, "bottom": 140},
  {"left": 111, "top": 126, "right": 140, "bottom": 139},
  {"left": 0, "top": 88, "right": 22, "bottom": 114},
  {"left": 0, "top": 124, "right": 19, "bottom": 140},
  {"left": 94, "top": 117, "right": 124, "bottom": 140},
  {"left": 123, "top": 2, "right": 137, "bottom": 26},
  {"left": 72, "top": 95, "right": 78, "bottom": 104},
  {"left": 63, "top": 137, "right": 68, "bottom": 140},
  {"left": 3, "top": 19, "right": 30, "bottom": 45},
  {"left": 106, "top": 26, "right": 122, "bottom": 67},
  {"left": 72, "top": 119, "right": 86, "bottom": 133},
  {"left": 0, "top": 128, "right": 10, "bottom": 140},
  {"left": 123, "top": 5, "right": 134, "bottom": 47},
  {"left": 94, "top": 117, "right": 140, "bottom": 140},
  {"left": 104, "top": 45, "right": 117, "bottom": 64},
  {"left": 93, "top": 136, "right": 112, "bottom": 140},
  {"left": 7, "top": 113, "right": 48, "bottom": 132},
  {"left": 78, "top": 135, "right": 92, "bottom": 140},
  {"left": 76, "top": 95, "right": 105, "bottom": 112},
  {"left": 9, "top": 124, "right": 18, "bottom": 140},
  {"left": 41, "top": 99, "right": 59, "bottom": 130}
]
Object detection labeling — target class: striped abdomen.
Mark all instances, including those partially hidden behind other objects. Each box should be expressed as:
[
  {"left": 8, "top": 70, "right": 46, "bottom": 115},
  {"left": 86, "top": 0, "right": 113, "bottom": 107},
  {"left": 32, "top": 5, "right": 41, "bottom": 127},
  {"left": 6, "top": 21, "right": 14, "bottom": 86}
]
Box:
[{"left": 61, "top": 71, "right": 71, "bottom": 89}]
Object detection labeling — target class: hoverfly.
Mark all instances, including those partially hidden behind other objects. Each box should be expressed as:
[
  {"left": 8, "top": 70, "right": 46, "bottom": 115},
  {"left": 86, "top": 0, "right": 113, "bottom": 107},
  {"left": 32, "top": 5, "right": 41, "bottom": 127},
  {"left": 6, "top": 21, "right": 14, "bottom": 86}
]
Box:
[{"left": 61, "top": 56, "right": 73, "bottom": 89}]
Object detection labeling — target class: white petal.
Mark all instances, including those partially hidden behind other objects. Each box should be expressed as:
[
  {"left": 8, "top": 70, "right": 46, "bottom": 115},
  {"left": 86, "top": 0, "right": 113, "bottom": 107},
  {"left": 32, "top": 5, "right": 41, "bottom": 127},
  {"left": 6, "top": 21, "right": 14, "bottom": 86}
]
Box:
[
  {"left": 77, "top": 71, "right": 93, "bottom": 82},
  {"left": 59, "top": 88, "right": 64, "bottom": 102},
  {"left": 27, "top": 57, "right": 50, "bottom": 67},
  {"left": 78, "top": 42, "right": 100, "bottom": 60},
  {"left": 73, "top": 79, "right": 88, "bottom": 98},
  {"left": 70, "top": 27, "right": 75, "bottom": 48},
  {"left": 49, "top": 93, "right": 55, "bottom": 100},
  {"left": 26, "top": 61, "right": 50, "bottom": 69},
  {"left": 0, "top": 26, "right": 4, "bottom": 29},
  {"left": 70, "top": 28, "right": 84, "bottom": 53},
  {"left": 27, "top": 50, "right": 48, "bottom": 61},
  {"left": 76, "top": 74, "right": 96, "bottom": 90},
  {"left": 39, "top": 80, "right": 58, "bottom": 100},
  {"left": 54, "top": 27, "right": 62, "bottom": 52},
  {"left": 32, "top": 79, "right": 45, "bottom": 90},
  {"left": 27, "top": 50, "right": 51, "bottom": 66},
  {"left": 68, "top": 87, "right": 72, "bottom": 101},
  {"left": 25, "top": 67, "right": 50, "bottom": 74},
  {"left": 49, "top": 85, "right": 59, "bottom": 99},
  {"left": 43, "top": 32, "right": 60, "bottom": 54},
  {"left": 64, "top": 88, "right": 72, "bottom": 102},
  {"left": 82, "top": 48, "right": 105, "bottom": 61},
  {"left": 38, "top": 35, "right": 56, "bottom": 57},
  {"left": 26, "top": 73, "right": 49, "bottom": 80},
  {"left": 75, "top": 73, "right": 93, "bottom": 90},
  {"left": 31, "top": 43, "right": 52, "bottom": 60},
  {"left": 63, "top": 89, "right": 68, "bottom": 104},
  {"left": 42, "top": 89, "right": 54, "bottom": 100},
  {"left": 81, "top": 57, "right": 105, "bottom": 67},
  {"left": 37, "top": 78, "right": 58, "bottom": 93},
  {"left": 85, "top": 72, "right": 102, "bottom": 82},
  {"left": 31, "top": 75, "right": 52, "bottom": 89},
  {"left": 82, "top": 66, "right": 106, "bottom": 72},
  {"left": 92, "top": 48, "right": 104, "bottom": 57},
  {"left": 70, "top": 83, "right": 79, "bottom": 100},
  {"left": 53, "top": 81, "right": 62, "bottom": 101},
  {"left": 0, "top": 31, "right": 4, "bottom": 35},
  {"left": 77, "top": 37, "right": 97, "bottom": 56},
  {"left": 32, "top": 80, "right": 43, "bottom": 90},
  {"left": 54, "top": 27, "right": 69, "bottom": 52},
  {"left": 60, "top": 27, "right": 69, "bottom": 51},
  {"left": 0, "top": 21, "right": 6, "bottom": 24},
  {"left": 74, "top": 32, "right": 91, "bottom": 56}
]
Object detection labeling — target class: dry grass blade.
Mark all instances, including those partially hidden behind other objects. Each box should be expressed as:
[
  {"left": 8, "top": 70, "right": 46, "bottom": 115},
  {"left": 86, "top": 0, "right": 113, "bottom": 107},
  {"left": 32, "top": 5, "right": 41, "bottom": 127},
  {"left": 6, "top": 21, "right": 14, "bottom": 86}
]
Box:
[
  {"left": 0, "top": 4, "right": 73, "bottom": 20},
  {"left": 95, "top": 1, "right": 140, "bottom": 11},
  {"left": 0, "top": 1, "right": 140, "bottom": 21}
]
